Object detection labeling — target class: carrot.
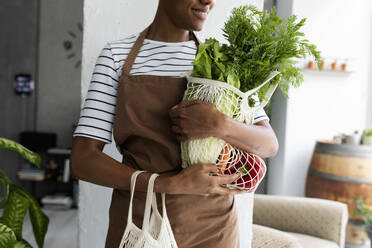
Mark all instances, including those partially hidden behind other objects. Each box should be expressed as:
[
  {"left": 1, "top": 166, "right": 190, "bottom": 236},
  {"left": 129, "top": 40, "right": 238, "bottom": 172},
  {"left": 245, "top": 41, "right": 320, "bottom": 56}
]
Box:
[{"left": 216, "top": 144, "right": 233, "bottom": 175}]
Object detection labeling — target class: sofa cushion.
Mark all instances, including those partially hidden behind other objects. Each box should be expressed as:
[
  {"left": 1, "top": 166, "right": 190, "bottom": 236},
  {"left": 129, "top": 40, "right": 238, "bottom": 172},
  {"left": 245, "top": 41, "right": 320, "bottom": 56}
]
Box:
[
  {"left": 252, "top": 224, "right": 302, "bottom": 248},
  {"left": 285, "top": 232, "right": 339, "bottom": 248}
]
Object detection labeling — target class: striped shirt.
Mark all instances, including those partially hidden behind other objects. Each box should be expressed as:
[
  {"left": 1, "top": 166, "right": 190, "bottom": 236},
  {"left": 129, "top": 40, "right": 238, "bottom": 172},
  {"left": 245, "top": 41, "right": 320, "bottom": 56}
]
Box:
[{"left": 73, "top": 33, "right": 269, "bottom": 144}]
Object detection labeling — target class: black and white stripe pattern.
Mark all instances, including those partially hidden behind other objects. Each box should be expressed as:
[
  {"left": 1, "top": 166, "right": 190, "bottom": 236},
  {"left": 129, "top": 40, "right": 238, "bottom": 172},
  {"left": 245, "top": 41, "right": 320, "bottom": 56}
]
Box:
[{"left": 73, "top": 33, "right": 269, "bottom": 143}]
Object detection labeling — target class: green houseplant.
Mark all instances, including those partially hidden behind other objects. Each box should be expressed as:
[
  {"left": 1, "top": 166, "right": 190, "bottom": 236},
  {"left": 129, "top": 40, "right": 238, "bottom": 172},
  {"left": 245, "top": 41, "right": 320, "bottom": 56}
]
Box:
[
  {"left": 355, "top": 197, "right": 372, "bottom": 241},
  {"left": 0, "top": 138, "right": 49, "bottom": 248},
  {"left": 362, "top": 128, "right": 372, "bottom": 146}
]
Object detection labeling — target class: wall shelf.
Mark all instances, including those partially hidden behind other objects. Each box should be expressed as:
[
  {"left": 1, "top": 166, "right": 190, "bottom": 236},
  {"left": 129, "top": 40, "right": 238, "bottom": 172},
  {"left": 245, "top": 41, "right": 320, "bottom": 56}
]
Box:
[{"left": 302, "top": 68, "right": 353, "bottom": 74}]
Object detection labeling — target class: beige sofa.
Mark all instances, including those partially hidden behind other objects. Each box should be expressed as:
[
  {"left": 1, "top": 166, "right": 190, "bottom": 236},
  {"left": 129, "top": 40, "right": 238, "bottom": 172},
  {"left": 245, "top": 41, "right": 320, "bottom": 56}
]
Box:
[{"left": 252, "top": 194, "right": 348, "bottom": 248}]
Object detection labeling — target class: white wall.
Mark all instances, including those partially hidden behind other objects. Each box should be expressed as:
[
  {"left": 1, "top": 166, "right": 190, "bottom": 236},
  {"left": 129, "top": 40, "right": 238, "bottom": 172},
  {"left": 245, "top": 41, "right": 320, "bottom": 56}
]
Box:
[
  {"left": 368, "top": 11, "right": 372, "bottom": 128},
  {"left": 80, "top": 1, "right": 263, "bottom": 247},
  {"left": 267, "top": 0, "right": 372, "bottom": 196}
]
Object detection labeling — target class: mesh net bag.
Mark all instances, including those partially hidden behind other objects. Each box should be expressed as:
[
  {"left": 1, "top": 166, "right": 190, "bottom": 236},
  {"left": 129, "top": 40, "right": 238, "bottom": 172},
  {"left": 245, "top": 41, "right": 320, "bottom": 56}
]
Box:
[
  {"left": 119, "top": 171, "right": 178, "bottom": 248},
  {"left": 180, "top": 71, "right": 279, "bottom": 192},
  {"left": 216, "top": 143, "right": 267, "bottom": 192}
]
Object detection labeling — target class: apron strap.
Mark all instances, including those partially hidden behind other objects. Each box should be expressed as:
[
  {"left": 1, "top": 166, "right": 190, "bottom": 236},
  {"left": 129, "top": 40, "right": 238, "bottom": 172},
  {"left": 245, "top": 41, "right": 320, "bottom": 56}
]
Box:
[
  {"left": 121, "top": 25, "right": 201, "bottom": 76},
  {"left": 122, "top": 26, "right": 150, "bottom": 76},
  {"left": 190, "top": 30, "right": 201, "bottom": 47}
]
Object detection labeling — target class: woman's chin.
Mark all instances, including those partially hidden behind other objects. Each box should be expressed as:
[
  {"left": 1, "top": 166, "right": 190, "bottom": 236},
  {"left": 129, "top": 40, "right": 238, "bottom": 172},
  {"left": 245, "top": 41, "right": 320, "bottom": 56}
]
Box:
[{"left": 189, "top": 22, "right": 205, "bottom": 32}]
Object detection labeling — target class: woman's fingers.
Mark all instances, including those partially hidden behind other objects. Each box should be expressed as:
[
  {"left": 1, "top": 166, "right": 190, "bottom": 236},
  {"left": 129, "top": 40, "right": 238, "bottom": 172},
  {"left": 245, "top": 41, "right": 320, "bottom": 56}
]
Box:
[
  {"left": 169, "top": 100, "right": 196, "bottom": 118},
  {"left": 203, "top": 166, "right": 244, "bottom": 195},
  {"left": 199, "top": 163, "right": 219, "bottom": 174},
  {"left": 169, "top": 99, "right": 204, "bottom": 119},
  {"left": 173, "top": 100, "right": 199, "bottom": 109},
  {"left": 212, "top": 172, "right": 244, "bottom": 195},
  {"left": 214, "top": 187, "right": 245, "bottom": 195},
  {"left": 174, "top": 162, "right": 249, "bottom": 196},
  {"left": 196, "top": 163, "right": 241, "bottom": 183},
  {"left": 216, "top": 173, "right": 242, "bottom": 185}
]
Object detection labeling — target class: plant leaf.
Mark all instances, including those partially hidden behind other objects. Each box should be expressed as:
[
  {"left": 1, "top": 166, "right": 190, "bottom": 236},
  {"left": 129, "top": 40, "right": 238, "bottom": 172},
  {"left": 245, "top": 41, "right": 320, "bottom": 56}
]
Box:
[
  {"left": 13, "top": 239, "right": 33, "bottom": 248},
  {"left": 1, "top": 189, "right": 30, "bottom": 240},
  {"left": 0, "top": 169, "right": 11, "bottom": 185},
  {"left": 219, "top": 5, "right": 322, "bottom": 95},
  {"left": 0, "top": 223, "right": 17, "bottom": 248},
  {"left": 0, "top": 138, "right": 41, "bottom": 167},
  {"left": 191, "top": 41, "right": 213, "bottom": 79},
  {"left": 0, "top": 169, "right": 11, "bottom": 209},
  {"left": 11, "top": 184, "right": 49, "bottom": 248},
  {"left": 227, "top": 70, "right": 240, "bottom": 89},
  {"left": 355, "top": 196, "right": 372, "bottom": 224}
]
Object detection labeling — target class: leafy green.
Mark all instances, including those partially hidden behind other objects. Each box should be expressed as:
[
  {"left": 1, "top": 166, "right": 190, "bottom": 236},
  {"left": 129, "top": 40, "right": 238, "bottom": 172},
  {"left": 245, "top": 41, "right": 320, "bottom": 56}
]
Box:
[
  {"left": 181, "top": 137, "right": 227, "bottom": 166},
  {"left": 191, "top": 38, "right": 239, "bottom": 87},
  {"left": 182, "top": 78, "right": 239, "bottom": 165},
  {"left": 183, "top": 6, "right": 322, "bottom": 168},
  {"left": 191, "top": 5, "right": 322, "bottom": 104}
]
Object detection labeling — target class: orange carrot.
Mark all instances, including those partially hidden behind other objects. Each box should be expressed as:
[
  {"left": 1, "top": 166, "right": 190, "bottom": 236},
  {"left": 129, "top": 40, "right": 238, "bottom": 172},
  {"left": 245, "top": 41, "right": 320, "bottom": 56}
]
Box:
[{"left": 216, "top": 144, "right": 233, "bottom": 175}]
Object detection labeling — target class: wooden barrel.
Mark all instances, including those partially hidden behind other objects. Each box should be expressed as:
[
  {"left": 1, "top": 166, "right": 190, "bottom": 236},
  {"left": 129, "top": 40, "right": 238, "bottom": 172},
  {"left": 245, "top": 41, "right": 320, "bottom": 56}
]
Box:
[{"left": 306, "top": 140, "right": 372, "bottom": 220}]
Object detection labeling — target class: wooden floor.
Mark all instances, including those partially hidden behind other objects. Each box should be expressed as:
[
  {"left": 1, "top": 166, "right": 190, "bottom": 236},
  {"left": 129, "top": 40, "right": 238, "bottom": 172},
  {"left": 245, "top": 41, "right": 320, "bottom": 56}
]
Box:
[{"left": 22, "top": 208, "right": 78, "bottom": 248}]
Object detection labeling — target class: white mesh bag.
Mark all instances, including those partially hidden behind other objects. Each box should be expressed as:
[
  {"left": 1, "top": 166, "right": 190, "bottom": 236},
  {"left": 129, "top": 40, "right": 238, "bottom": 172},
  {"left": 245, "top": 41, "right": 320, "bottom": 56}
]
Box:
[
  {"left": 119, "top": 171, "right": 178, "bottom": 248},
  {"left": 180, "top": 71, "right": 279, "bottom": 192},
  {"left": 216, "top": 143, "right": 267, "bottom": 192}
]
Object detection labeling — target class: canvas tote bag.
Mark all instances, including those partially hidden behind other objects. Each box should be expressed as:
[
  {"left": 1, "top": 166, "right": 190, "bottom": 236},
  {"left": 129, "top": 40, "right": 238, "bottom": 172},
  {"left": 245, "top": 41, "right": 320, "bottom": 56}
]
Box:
[{"left": 119, "top": 171, "right": 178, "bottom": 248}]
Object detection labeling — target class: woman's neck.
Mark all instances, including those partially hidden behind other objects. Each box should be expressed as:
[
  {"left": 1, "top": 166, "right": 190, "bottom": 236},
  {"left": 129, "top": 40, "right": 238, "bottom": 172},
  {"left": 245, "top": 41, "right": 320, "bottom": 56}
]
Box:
[{"left": 146, "top": 8, "right": 190, "bottom": 43}]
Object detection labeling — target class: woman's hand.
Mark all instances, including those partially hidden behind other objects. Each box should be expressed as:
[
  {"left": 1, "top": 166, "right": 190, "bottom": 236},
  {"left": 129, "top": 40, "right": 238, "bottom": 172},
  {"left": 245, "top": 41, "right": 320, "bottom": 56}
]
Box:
[
  {"left": 160, "top": 163, "right": 243, "bottom": 196},
  {"left": 169, "top": 100, "right": 226, "bottom": 142}
]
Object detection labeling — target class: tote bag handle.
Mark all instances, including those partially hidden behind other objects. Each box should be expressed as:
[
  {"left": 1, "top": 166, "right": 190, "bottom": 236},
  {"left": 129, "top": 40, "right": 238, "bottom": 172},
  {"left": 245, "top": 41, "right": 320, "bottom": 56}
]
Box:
[
  {"left": 142, "top": 173, "right": 160, "bottom": 231},
  {"left": 127, "top": 171, "right": 162, "bottom": 229},
  {"left": 127, "top": 170, "right": 146, "bottom": 226},
  {"left": 151, "top": 192, "right": 168, "bottom": 219}
]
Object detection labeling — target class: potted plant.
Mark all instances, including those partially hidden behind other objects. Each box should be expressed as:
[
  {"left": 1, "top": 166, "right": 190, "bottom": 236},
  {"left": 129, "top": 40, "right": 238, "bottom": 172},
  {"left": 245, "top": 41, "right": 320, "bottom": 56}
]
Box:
[
  {"left": 355, "top": 197, "right": 372, "bottom": 241},
  {"left": 362, "top": 128, "right": 372, "bottom": 146},
  {"left": 0, "top": 137, "right": 49, "bottom": 248}
]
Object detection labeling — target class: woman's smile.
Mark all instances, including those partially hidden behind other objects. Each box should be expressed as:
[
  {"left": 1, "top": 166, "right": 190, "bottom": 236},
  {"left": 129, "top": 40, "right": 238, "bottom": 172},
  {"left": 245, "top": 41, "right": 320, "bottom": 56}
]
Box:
[{"left": 191, "top": 6, "right": 210, "bottom": 21}]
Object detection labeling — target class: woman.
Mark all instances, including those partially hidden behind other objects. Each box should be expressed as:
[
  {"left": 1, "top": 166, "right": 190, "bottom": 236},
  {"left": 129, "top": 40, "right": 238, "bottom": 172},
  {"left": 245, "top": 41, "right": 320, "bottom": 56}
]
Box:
[{"left": 70, "top": 0, "right": 279, "bottom": 247}]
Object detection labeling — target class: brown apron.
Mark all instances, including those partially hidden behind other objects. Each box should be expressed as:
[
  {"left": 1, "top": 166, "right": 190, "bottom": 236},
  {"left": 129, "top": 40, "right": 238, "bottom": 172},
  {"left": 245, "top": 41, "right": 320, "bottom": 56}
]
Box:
[{"left": 105, "top": 26, "right": 240, "bottom": 248}]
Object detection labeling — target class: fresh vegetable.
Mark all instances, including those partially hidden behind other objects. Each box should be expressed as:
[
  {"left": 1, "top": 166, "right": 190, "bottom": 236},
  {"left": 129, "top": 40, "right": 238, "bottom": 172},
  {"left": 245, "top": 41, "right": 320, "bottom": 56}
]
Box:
[
  {"left": 181, "top": 5, "right": 322, "bottom": 176},
  {"left": 191, "top": 5, "right": 322, "bottom": 105},
  {"left": 217, "top": 150, "right": 266, "bottom": 191},
  {"left": 216, "top": 144, "right": 233, "bottom": 174}
]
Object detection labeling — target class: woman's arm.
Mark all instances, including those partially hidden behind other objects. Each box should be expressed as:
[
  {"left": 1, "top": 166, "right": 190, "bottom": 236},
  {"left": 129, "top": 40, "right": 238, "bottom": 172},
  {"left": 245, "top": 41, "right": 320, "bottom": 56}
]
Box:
[
  {"left": 169, "top": 100, "right": 279, "bottom": 158},
  {"left": 70, "top": 137, "right": 167, "bottom": 193},
  {"left": 70, "top": 136, "right": 242, "bottom": 195},
  {"left": 220, "top": 118, "right": 278, "bottom": 158}
]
